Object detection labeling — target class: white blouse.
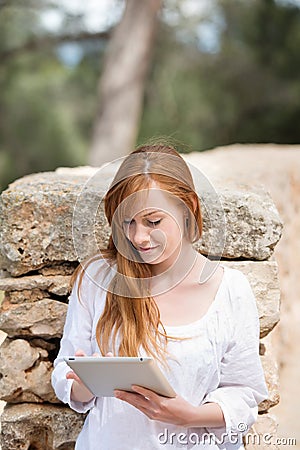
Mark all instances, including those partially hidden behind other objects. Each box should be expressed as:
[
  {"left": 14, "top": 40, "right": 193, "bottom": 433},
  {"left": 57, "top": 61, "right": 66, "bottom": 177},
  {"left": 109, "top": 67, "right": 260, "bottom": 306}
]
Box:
[{"left": 51, "top": 258, "right": 269, "bottom": 450}]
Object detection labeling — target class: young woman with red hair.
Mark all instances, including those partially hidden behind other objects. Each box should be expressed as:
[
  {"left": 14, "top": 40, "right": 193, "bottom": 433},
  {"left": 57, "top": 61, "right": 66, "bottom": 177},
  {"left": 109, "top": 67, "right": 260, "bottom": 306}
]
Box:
[{"left": 52, "top": 144, "right": 269, "bottom": 449}]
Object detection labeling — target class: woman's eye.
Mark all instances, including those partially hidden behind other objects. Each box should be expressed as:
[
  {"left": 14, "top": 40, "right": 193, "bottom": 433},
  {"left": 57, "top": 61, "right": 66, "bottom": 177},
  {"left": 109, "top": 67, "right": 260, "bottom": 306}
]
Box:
[
  {"left": 148, "top": 219, "right": 161, "bottom": 226},
  {"left": 123, "top": 219, "right": 134, "bottom": 229}
]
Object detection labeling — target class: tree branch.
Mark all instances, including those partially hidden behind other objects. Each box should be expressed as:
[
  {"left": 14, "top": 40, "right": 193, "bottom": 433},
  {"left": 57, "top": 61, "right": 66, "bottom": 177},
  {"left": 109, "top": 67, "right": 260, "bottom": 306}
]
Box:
[{"left": 1, "top": 29, "right": 112, "bottom": 62}]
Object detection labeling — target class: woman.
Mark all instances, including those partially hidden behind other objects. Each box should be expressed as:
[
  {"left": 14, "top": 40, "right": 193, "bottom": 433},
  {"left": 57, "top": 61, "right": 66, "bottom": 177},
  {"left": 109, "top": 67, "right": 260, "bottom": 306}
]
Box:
[{"left": 52, "top": 144, "right": 269, "bottom": 449}]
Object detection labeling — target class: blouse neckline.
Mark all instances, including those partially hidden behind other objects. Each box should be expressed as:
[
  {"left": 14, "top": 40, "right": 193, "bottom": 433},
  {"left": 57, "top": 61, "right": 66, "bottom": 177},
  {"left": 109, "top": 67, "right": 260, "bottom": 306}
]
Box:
[{"left": 160, "top": 264, "right": 227, "bottom": 332}]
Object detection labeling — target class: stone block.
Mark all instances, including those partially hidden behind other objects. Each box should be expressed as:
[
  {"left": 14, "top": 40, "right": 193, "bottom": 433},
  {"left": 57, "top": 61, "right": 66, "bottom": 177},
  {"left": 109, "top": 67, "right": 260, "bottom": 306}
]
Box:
[
  {"left": 244, "top": 413, "right": 279, "bottom": 449},
  {"left": 0, "top": 298, "right": 67, "bottom": 338},
  {"left": 193, "top": 185, "right": 283, "bottom": 261},
  {"left": 3, "top": 289, "right": 50, "bottom": 304},
  {"left": 0, "top": 261, "right": 280, "bottom": 340},
  {"left": 0, "top": 274, "right": 72, "bottom": 297},
  {"left": 0, "top": 172, "right": 109, "bottom": 276},
  {"left": 0, "top": 338, "right": 58, "bottom": 404},
  {"left": 221, "top": 260, "right": 280, "bottom": 337},
  {"left": 0, "top": 171, "right": 282, "bottom": 275},
  {"left": 0, "top": 403, "right": 85, "bottom": 450},
  {"left": 259, "top": 334, "right": 280, "bottom": 412}
]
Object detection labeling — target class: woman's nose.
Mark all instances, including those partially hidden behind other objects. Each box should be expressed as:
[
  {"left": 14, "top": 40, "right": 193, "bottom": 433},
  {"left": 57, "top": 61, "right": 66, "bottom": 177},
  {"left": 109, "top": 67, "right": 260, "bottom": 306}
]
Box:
[{"left": 132, "top": 224, "right": 151, "bottom": 247}]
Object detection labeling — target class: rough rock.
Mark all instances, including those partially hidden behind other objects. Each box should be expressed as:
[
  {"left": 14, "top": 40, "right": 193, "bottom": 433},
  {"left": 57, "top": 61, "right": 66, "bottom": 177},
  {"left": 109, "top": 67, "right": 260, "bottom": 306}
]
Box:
[
  {"left": 0, "top": 338, "right": 59, "bottom": 403},
  {"left": 0, "top": 403, "right": 85, "bottom": 450},
  {"left": 38, "top": 262, "right": 78, "bottom": 276},
  {"left": 0, "top": 274, "right": 72, "bottom": 296},
  {"left": 0, "top": 171, "right": 282, "bottom": 276},
  {"left": 0, "top": 298, "right": 67, "bottom": 338},
  {"left": 258, "top": 334, "right": 280, "bottom": 412},
  {"left": 221, "top": 260, "right": 280, "bottom": 338},
  {"left": 0, "top": 261, "right": 280, "bottom": 340},
  {"left": 184, "top": 145, "right": 300, "bottom": 441},
  {"left": 3, "top": 289, "right": 51, "bottom": 304},
  {"left": 184, "top": 145, "right": 298, "bottom": 356},
  {"left": 0, "top": 335, "right": 277, "bottom": 407},
  {"left": 193, "top": 185, "right": 283, "bottom": 261},
  {"left": 0, "top": 261, "right": 279, "bottom": 340},
  {"left": 0, "top": 172, "right": 110, "bottom": 276},
  {"left": 244, "top": 413, "right": 279, "bottom": 449}
]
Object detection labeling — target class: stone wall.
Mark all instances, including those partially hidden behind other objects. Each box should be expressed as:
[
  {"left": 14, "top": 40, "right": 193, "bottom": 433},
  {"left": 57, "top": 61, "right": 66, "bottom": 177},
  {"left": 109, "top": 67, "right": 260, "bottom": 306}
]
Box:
[
  {"left": 0, "top": 163, "right": 283, "bottom": 449},
  {"left": 184, "top": 145, "right": 300, "bottom": 444}
]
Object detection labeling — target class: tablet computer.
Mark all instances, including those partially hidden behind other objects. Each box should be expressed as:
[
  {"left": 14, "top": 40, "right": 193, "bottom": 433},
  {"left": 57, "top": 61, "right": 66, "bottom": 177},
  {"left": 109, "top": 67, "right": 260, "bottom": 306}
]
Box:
[{"left": 64, "top": 356, "right": 176, "bottom": 398}]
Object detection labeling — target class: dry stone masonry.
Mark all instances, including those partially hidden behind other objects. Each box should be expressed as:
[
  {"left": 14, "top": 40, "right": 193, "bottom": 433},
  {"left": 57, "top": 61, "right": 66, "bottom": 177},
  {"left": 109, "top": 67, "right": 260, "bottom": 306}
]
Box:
[{"left": 0, "top": 163, "right": 283, "bottom": 449}]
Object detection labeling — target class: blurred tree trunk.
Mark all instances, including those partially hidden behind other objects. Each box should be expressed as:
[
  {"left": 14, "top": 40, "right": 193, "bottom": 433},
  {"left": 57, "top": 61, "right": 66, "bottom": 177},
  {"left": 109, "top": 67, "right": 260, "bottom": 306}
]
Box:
[{"left": 88, "top": 0, "right": 162, "bottom": 167}]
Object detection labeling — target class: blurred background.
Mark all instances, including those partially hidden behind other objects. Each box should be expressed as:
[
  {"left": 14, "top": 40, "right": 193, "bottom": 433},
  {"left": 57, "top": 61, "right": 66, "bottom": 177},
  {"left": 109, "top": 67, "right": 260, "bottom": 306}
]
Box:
[
  {"left": 0, "top": 0, "right": 300, "bottom": 446},
  {"left": 1, "top": 0, "right": 300, "bottom": 190}
]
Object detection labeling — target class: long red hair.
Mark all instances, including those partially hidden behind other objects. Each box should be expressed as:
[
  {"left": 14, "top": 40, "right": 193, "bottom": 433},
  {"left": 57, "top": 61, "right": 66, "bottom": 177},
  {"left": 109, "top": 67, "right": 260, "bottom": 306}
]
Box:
[{"left": 71, "top": 144, "right": 203, "bottom": 367}]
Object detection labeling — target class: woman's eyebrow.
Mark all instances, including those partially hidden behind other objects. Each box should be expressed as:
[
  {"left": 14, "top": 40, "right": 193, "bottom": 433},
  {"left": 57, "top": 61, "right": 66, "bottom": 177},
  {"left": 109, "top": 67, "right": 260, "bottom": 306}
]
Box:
[
  {"left": 141, "top": 210, "right": 162, "bottom": 218},
  {"left": 124, "top": 210, "right": 162, "bottom": 220}
]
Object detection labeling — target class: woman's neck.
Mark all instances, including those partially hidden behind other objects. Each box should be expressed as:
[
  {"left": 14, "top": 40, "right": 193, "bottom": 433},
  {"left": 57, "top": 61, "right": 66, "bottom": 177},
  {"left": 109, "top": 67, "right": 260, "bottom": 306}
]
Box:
[{"left": 149, "top": 244, "right": 204, "bottom": 296}]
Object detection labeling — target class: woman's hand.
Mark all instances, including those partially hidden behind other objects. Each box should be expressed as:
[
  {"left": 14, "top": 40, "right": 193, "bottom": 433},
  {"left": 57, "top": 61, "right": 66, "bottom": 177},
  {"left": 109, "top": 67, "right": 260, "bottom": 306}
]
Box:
[
  {"left": 66, "top": 349, "right": 114, "bottom": 403},
  {"left": 114, "top": 385, "right": 198, "bottom": 427}
]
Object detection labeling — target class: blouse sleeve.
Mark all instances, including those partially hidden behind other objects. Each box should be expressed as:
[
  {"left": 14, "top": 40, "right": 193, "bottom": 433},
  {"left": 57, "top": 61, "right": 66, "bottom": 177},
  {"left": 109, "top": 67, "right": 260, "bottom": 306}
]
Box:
[
  {"left": 51, "top": 264, "right": 97, "bottom": 413},
  {"left": 201, "top": 269, "right": 269, "bottom": 443}
]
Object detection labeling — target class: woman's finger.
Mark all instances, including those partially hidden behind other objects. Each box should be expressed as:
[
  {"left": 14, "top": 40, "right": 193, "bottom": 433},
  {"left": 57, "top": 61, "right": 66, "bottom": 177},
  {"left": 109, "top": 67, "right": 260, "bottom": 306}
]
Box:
[
  {"left": 115, "top": 390, "right": 151, "bottom": 407},
  {"left": 66, "top": 371, "right": 81, "bottom": 383},
  {"left": 131, "top": 385, "right": 162, "bottom": 402},
  {"left": 75, "top": 349, "right": 86, "bottom": 357}
]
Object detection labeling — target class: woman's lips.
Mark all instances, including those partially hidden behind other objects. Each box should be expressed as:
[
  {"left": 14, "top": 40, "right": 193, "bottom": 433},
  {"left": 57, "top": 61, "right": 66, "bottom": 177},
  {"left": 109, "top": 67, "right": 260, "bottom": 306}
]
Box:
[{"left": 138, "top": 246, "right": 158, "bottom": 252}]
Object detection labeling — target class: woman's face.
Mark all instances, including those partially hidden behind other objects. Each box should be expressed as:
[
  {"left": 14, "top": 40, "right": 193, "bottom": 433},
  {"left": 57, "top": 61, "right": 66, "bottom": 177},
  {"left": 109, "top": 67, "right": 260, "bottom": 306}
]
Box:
[{"left": 120, "top": 183, "right": 188, "bottom": 270}]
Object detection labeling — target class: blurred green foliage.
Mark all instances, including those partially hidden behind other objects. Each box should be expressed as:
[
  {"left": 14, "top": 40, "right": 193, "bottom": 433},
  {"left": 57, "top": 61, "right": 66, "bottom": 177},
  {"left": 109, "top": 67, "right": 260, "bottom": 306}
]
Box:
[
  {"left": 1, "top": 0, "right": 300, "bottom": 191},
  {"left": 0, "top": 1, "right": 103, "bottom": 191},
  {"left": 138, "top": 0, "right": 300, "bottom": 150}
]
